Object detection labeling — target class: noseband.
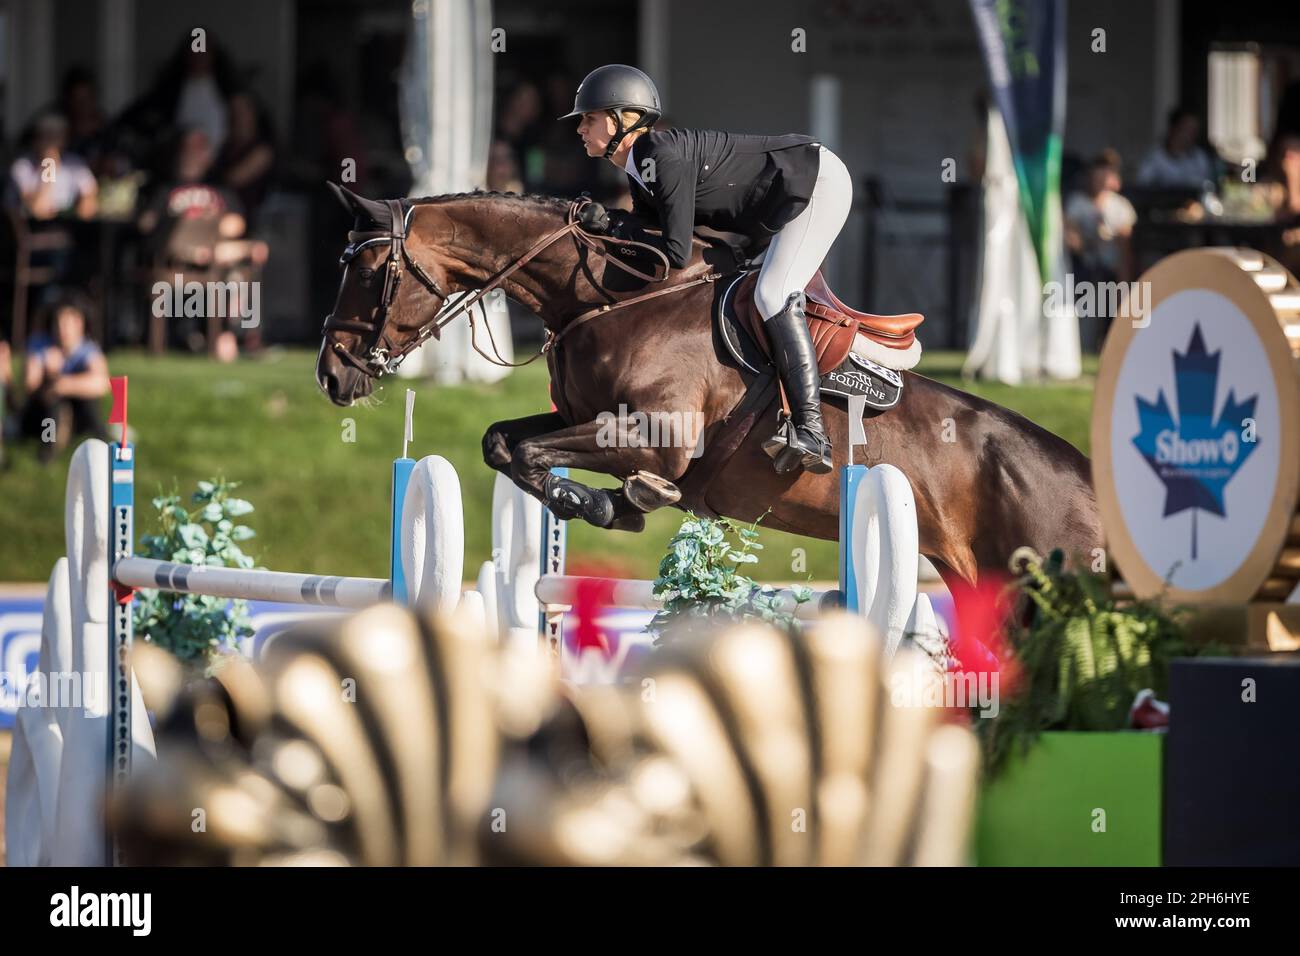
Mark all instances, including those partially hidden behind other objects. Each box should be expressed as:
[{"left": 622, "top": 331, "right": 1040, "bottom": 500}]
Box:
[{"left": 322, "top": 197, "right": 676, "bottom": 379}]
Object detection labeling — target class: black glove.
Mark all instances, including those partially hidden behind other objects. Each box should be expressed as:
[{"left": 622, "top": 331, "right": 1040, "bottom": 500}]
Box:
[{"left": 578, "top": 201, "right": 611, "bottom": 233}]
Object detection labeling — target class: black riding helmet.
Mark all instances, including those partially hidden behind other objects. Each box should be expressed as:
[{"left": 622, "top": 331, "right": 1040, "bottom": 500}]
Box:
[{"left": 558, "top": 64, "right": 662, "bottom": 159}]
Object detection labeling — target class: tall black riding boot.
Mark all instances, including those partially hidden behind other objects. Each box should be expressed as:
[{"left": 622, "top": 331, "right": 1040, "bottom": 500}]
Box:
[{"left": 761, "top": 291, "right": 833, "bottom": 474}]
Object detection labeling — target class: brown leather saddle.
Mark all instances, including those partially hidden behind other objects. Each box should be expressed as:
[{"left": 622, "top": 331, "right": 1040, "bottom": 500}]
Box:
[
  {"left": 677, "top": 269, "right": 923, "bottom": 516},
  {"left": 727, "top": 268, "right": 924, "bottom": 374}
]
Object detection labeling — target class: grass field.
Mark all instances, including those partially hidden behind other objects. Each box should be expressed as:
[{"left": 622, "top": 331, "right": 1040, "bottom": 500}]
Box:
[{"left": 0, "top": 348, "right": 1096, "bottom": 584}]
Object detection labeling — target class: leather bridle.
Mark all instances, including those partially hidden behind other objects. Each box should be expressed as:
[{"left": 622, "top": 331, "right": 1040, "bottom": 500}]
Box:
[
  {"left": 322, "top": 198, "right": 449, "bottom": 377},
  {"left": 322, "top": 196, "right": 699, "bottom": 379}
]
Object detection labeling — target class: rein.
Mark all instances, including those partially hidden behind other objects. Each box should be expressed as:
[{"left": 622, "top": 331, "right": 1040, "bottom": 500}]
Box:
[{"left": 323, "top": 197, "right": 716, "bottom": 378}]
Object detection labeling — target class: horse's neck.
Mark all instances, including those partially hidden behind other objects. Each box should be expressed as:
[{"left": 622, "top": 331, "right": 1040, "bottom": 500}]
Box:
[{"left": 431, "top": 198, "right": 580, "bottom": 327}]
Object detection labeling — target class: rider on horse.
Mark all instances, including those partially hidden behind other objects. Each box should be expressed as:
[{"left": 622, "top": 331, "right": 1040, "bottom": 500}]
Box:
[{"left": 559, "top": 64, "right": 853, "bottom": 476}]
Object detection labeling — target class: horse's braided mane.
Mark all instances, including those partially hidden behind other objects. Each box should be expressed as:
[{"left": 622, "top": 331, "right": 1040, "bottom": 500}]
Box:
[{"left": 410, "top": 189, "right": 571, "bottom": 212}]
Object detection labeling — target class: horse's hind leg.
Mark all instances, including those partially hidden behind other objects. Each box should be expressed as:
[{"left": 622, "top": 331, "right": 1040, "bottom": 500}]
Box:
[{"left": 509, "top": 419, "right": 691, "bottom": 531}]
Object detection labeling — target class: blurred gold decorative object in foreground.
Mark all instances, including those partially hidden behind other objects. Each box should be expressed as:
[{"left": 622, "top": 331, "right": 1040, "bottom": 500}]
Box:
[{"left": 111, "top": 606, "right": 979, "bottom": 866}]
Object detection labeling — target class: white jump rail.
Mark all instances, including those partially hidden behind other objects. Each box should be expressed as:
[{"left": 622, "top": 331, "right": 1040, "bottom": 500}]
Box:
[
  {"left": 535, "top": 575, "right": 842, "bottom": 621},
  {"left": 112, "top": 558, "right": 392, "bottom": 608}
]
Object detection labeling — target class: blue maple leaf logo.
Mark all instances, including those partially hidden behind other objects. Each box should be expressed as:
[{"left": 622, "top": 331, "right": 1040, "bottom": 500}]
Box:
[{"left": 1131, "top": 324, "right": 1257, "bottom": 560}]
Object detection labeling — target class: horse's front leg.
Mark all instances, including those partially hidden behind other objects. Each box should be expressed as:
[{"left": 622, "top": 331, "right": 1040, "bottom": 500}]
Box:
[
  {"left": 482, "top": 411, "right": 568, "bottom": 477},
  {"left": 509, "top": 418, "right": 691, "bottom": 532}
]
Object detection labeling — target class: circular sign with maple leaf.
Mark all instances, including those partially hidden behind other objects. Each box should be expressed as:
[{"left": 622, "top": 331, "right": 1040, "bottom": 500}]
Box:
[{"left": 1093, "top": 248, "right": 1300, "bottom": 604}]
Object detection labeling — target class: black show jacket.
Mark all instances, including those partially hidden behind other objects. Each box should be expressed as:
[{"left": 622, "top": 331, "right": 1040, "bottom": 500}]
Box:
[{"left": 625, "top": 128, "right": 822, "bottom": 268}]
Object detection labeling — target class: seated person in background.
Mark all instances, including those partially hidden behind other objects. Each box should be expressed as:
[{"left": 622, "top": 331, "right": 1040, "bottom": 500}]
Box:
[
  {"left": 1136, "top": 106, "right": 1215, "bottom": 189},
  {"left": 61, "top": 67, "right": 107, "bottom": 175},
  {"left": 1065, "top": 150, "right": 1137, "bottom": 284},
  {"left": 3, "top": 292, "right": 110, "bottom": 463},
  {"left": 216, "top": 91, "right": 276, "bottom": 228},
  {"left": 138, "top": 128, "right": 268, "bottom": 356},
  {"left": 139, "top": 128, "right": 255, "bottom": 265},
  {"left": 4, "top": 112, "right": 98, "bottom": 220},
  {"left": 1262, "top": 132, "right": 1300, "bottom": 223}
]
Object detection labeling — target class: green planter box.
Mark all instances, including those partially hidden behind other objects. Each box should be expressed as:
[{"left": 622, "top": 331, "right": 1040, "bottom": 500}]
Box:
[{"left": 975, "top": 731, "right": 1163, "bottom": 866}]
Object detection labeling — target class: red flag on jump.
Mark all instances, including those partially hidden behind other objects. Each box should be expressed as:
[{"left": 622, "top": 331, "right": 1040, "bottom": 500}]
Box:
[
  {"left": 108, "top": 376, "right": 128, "bottom": 448},
  {"left": 572, "top": 576, "right": 615, "bottom": 657}
]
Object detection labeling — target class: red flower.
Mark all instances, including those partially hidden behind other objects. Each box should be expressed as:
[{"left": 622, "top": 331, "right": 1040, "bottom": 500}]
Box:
[{"left": 947, "top": 574, "right": 1022, "bottom": 697}]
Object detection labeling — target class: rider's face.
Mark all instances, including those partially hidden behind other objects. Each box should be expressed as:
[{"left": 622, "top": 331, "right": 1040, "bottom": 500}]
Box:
[{"left": 577, "top": 111, "right": 618, "bottom": 158}]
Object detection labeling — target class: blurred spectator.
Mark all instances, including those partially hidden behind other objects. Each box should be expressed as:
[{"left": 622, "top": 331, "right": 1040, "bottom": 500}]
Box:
[
  {"left": 138, "top": 128, "right": 267, "bottom": 356},
  {"left": 217, "top": 91, "right": 276, "bottom": 226},
  {"left": 1065, "top": 150, "right": 1136, "bottom": 283},
  {"left": 173, "top": 46, "right": 237, "bottom": 155},
  {"left": 138, "top": 129, "right": 239, "bottom": 259},
  {"left": 289, "top": 61, "right": 370, "bottom": 328},
  {"left": 1, "top": 291, "right": 110, "bottom": 463},
  {"left": 1262, "top": 132, "right": 1300, "bottom": 222},
  {"left": 5, "top": 112, "right": 98, "bottom": 220},
  {"left": 1136, "top": 107, "right": 1215, "bottom": 189},
  {"left": 539, "top": 71, "right": 600, "bottom": 198},
  {"left": 486, "top": 140, "right": 524, "bottom": 193},
  {"left": 1276, "top": 81, "right": 1300, "bottom": 143},
  {"left": 496, "top": 81, "right": 546, "bottom": 190},
  {"left": 60, "top": 67, "right": 107, "bottom": 172},
  {"left": 119, "top": 33, "right": 240, "bottom": 176},
  {"left": 289, "top": 62, "right": 368, "bottom": 188}
]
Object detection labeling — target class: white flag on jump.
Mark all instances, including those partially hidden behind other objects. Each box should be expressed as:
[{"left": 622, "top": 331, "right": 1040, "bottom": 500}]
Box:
[
  {"left": 403, "top": 389, "right": 416, "bottom": 459},
  {"left": 847, "top": 395, "right": 868, "bottom": 464}
]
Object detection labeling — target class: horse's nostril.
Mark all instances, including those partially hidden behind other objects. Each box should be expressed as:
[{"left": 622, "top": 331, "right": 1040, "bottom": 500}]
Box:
[{"left": 319, "top": 369, "right": 343, "bottom": 401}]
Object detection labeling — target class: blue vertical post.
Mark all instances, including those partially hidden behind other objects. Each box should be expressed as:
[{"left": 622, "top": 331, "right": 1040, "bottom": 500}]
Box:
[
  {"left": 391, "top": 389, "right": 417, "bottom": 605},
  {"left": 839, "top": 463, "right": 867, "bottom": 613},
  {"left": 539, "top": 466, "right": 568, "bottom": 657},
  {"left": 108, "top": 439, "right": 135, "bottom": 866},
  {"left": 390, "top": 457, "right": 415, "bottom": 604}
]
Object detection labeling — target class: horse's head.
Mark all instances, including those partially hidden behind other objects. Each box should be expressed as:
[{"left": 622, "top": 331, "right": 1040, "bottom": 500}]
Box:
[{"left": 317, "top": 184, "right": 450, "bottom": 405}]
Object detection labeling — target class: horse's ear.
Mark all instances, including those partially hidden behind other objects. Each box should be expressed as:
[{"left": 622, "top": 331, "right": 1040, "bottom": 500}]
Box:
[
  {"left": 326, "top": 182, "right": 394, "bottom": 230},
  {"left": 326, "top": 181, "right": 354, "bottom": 214}
]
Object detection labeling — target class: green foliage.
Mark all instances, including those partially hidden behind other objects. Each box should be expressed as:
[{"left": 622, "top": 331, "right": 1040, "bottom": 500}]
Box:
[
  {"left": 647, "top": 512, "right": 810, "bottom": 646},
  {"left": 978, "top": 549, "right": 1206, "bottom": 776},
  {"left": 132, "top": 477, "right": 257, "bottom": 672}
]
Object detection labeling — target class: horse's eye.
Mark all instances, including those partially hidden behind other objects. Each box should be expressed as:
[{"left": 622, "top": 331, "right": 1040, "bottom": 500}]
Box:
[{"left": 358, "top": 267, "right": 375, "bottom": 283}]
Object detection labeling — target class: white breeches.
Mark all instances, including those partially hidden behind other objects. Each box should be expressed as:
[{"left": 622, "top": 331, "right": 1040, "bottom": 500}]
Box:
[{"left": 754, "top": 145, "right": 854, "bottom": 320}]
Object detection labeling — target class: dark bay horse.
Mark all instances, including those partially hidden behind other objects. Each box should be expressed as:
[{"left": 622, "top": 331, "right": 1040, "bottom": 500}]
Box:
[{"left": 316, "top": 187, "right": 1101, "bottom": 590}]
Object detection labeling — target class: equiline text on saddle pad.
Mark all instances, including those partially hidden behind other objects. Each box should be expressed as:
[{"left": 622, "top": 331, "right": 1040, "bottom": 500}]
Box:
[{"left": 716, "top": 269, "right": 917, "bottom": 410}]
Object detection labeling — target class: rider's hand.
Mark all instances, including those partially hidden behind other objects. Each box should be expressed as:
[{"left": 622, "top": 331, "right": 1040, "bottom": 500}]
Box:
[
  {"left": 579, "top": 201, "right": 611, "bottom": 233},
  {"left": 604, "top": 209, "right": 638, "bottom": 238}
]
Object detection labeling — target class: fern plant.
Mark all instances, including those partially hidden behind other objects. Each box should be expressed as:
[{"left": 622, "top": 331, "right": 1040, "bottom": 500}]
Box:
[
  {"left": 132, "top": 477, "right": 257, "bottom": 673},
  {"left": 646, "top": 512, "right": 810, "bottom": 646},
  {"left": 978, "top": 548, "right": 1204, "bottom": 776}
]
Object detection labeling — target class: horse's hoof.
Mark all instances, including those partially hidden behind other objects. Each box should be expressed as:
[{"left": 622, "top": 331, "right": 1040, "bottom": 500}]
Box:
[
  {"left": 543, "top": 474, "right": 615, "bottom": 526},
  {"left": 609, "top": 511, "right": 647, "bottom": 532},
  {"left": 623, "top": 470, "right": 681, "bottom": 511}
]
